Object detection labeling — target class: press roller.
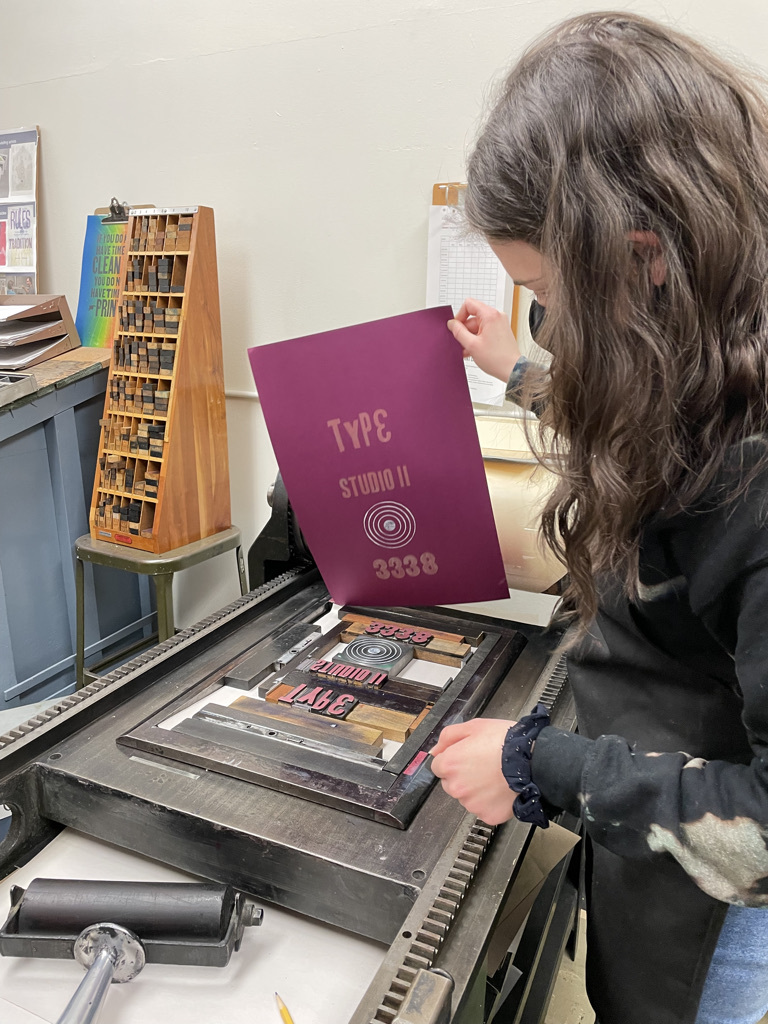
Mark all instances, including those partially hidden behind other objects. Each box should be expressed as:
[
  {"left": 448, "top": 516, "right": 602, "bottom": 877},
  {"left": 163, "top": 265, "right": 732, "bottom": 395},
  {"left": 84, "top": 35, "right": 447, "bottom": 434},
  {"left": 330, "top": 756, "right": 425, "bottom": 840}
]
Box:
[{"left": 0, "top": 878, "right": 263, "bottom": 1024}]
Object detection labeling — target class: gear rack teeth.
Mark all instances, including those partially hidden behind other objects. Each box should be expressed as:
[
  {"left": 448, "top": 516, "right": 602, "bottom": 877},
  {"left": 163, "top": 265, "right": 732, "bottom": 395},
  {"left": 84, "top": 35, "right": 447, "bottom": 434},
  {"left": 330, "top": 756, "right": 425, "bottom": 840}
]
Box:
[{"left": 368, "top": 819, "right": 499, "bottom": 1024}]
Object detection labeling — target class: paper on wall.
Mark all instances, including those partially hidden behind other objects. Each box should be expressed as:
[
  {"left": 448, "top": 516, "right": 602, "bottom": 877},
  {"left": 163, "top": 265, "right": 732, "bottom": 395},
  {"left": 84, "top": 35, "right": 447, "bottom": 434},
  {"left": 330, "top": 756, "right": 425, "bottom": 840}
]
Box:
[{"left": 426, "top": 202, "right": 511, "bottom": 406}]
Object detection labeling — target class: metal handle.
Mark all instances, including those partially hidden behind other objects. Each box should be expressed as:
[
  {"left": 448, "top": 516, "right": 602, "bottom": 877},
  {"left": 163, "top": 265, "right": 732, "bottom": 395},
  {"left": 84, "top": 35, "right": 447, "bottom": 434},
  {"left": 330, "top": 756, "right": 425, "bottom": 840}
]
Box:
[{"left": 56, "top": 923, "right": 146, "bottom": 1024}]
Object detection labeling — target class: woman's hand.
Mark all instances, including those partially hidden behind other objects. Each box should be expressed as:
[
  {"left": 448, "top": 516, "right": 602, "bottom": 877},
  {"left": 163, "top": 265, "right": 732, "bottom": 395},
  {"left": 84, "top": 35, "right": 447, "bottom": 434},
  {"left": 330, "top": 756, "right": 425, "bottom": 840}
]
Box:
[
  {"left": 447, "top": 298, "right": 521, "bottom": 382},
  {"left": 430, "top": 718, "right": 518, "bottom": 826}
]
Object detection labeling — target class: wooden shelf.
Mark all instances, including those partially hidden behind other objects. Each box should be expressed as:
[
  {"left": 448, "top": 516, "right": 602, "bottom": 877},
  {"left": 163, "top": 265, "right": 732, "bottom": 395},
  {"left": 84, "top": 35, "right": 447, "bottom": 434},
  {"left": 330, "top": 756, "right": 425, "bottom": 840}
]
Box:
[
  {"left": 116, "top": 332, "right": 179, "bottom": 339},
  {"left": 111, "top": 370, "right": 173, "bottom": 379},
  {"left": 90, "top": 207, "right": 231, "bottom": 553},
  {"left": 102, "top": 447, "right": 165, "bottom": 459},
  {"left": 123, "top": 291, "right": 186, "bottom": 298},
  {"left": 97, "top": 487, "right": 159, "bottom": 503},
  {"left": 106, "top": 410, "right": 169, "bottom": 421}
]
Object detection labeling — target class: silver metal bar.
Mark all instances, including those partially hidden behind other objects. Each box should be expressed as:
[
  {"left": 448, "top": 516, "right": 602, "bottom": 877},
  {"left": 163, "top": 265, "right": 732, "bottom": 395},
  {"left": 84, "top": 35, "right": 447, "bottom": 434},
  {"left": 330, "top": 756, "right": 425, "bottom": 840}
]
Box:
[
  {"left": 56, "top": 923, "right": 146, "bottom": 1024},
  {"left": 56, "top": 947, "right": 115, "bottom": 1024}
]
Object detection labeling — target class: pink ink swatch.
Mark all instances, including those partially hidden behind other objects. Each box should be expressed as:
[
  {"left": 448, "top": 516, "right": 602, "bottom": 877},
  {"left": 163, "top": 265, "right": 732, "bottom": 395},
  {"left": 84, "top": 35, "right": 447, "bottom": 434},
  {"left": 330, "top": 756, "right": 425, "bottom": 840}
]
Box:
[{"left": 249, "top": 307, "right": 508, "bottom": 606}]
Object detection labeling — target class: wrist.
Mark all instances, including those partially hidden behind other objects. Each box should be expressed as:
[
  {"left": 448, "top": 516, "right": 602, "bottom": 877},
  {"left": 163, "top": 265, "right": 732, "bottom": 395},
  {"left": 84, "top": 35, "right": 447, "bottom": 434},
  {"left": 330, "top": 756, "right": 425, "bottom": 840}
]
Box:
[{"left": 501, "top": 703, "right": 551, "bottom": 828}]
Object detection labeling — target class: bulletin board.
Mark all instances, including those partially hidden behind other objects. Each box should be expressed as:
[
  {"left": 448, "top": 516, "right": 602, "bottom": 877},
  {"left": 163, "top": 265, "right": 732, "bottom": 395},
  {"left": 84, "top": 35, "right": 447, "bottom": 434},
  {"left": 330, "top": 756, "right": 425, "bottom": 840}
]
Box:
[{"left": 0, "top": 126, "right": 39, "bottom": 295}]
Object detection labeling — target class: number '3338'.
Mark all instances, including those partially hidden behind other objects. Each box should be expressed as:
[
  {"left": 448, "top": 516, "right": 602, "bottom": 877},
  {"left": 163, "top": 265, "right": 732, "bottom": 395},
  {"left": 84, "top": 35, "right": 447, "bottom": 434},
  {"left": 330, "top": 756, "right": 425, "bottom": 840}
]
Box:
[{"left": 373, "top": 553, "right": 438, "bottom": 579}]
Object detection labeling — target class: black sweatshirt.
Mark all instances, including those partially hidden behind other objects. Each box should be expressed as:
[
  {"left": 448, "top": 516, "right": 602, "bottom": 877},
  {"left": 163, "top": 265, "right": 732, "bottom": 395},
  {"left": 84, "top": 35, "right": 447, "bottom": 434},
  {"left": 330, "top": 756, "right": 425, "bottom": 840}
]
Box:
[{"left": 507, "top": 358, "right": 768, "bottom": 908}]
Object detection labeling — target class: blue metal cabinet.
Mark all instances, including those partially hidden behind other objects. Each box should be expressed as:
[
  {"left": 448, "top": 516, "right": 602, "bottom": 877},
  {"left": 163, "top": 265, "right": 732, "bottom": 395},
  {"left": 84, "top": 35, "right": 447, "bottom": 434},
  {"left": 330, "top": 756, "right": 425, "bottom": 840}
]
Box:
[{"left": 0, "top": 354, "right": 152, "bottom": 708}]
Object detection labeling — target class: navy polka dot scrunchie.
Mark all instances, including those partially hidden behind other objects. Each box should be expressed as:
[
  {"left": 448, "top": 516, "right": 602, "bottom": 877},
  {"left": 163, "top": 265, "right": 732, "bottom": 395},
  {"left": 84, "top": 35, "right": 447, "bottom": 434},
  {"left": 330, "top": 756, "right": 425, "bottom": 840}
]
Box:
[{"left": 501, "top": 703, "right": 550, "bottom": 828}]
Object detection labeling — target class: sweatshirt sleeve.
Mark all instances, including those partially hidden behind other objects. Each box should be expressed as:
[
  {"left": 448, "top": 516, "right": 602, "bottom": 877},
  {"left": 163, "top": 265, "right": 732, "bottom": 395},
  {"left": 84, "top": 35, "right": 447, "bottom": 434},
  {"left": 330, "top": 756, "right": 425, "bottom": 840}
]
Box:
[
  {"left": 504, "top": 356, "right": 549, "bottom": 419},
  {"left": 530, "top": 458, "right": 768, "bottom": 907},
  {"left": 505, "top": 355, "right": 535, "bottom": 405}
]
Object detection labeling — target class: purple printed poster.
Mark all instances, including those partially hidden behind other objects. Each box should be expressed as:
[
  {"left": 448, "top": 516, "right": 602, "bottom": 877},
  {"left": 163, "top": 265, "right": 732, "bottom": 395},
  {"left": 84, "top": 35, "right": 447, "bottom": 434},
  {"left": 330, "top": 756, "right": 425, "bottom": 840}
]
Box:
[{"left": 249, "top": 307, "right": 508, "bottom": 606}]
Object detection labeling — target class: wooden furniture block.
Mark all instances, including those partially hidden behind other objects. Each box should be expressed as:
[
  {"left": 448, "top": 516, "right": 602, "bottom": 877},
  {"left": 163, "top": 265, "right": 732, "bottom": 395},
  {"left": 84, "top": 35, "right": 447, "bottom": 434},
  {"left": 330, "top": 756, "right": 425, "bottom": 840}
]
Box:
[
  {"left": 410, "top": 707, "right": 431, "bottom": 732},
  {"left": 89, "top": 206, "right": 231, "bottom": 553},
  {"left": 263, "top": 682, "right": 295, "bottom": 703},
  {"left": 412, "top": 638, "right": 472, "bottom": 667},
  {"left": 346, "top": 704, "right": 418, "bottom": 743},
  {"left": 226, "top": 696, "right": 384, "bottom": 756}
]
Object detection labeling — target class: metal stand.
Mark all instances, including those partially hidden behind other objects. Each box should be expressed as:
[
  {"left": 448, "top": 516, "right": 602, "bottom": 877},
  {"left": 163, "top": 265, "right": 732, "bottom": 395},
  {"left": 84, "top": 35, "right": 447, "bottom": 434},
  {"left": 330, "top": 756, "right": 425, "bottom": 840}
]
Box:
[{"left": 75, "top": 526, "right": 248, "bottom": 687}]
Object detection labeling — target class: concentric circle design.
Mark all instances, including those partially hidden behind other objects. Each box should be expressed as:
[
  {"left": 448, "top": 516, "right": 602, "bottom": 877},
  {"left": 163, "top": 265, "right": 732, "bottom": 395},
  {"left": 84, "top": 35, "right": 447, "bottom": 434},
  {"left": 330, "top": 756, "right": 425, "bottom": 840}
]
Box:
[
  {"left": 363, "top": 501, "right": 416, "bottom": 549},
  {"left": 344, "top": 637, "right": 405, "bottom": 666}
]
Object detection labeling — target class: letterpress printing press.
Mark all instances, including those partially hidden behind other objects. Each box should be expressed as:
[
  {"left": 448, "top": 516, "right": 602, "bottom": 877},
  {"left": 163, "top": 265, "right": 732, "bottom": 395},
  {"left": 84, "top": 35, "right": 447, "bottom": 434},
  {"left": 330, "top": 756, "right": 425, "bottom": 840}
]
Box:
[{"left": 0, "top": 482, "right": 576, "bottom": 1024}]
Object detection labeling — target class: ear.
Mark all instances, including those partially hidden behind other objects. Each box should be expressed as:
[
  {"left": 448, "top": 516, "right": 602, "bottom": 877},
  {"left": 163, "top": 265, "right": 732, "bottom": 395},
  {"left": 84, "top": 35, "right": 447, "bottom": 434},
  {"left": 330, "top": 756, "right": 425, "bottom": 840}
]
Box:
[{"left": 627, "top": 230, "right": 667, "bottom": 287}]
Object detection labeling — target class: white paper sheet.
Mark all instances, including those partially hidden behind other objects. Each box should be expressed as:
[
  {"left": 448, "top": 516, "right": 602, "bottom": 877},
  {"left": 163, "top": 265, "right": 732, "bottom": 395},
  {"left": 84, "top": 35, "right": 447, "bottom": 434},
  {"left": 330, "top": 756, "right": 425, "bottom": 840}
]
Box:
[
  {"left": 426, "top": 203, "right": 510, "bottom": 405},
  {"left": 0, "top": 304, "right": 35, "bottom": 320},
  {"left": 0, "top": 829, "right": 385, "bottom": 1024}
]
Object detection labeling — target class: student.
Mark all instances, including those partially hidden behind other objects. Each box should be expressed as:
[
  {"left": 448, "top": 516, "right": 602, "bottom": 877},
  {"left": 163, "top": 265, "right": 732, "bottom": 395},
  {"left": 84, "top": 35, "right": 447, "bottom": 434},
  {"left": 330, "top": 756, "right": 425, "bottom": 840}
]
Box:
[{"left": 429, "top": 12, "right": 768, "bottom": 1024}]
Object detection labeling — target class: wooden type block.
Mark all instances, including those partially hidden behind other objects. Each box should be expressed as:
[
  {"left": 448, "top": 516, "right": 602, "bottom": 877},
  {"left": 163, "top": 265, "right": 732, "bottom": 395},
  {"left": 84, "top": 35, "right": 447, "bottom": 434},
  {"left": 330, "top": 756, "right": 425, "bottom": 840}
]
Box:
[
  {"left": 287, "top": 684, "right": 358, "bottom": 719},
  {"left": 346, "top": 704, "right": 418, "bottom": 743},
  {"left": 224, "top": 697, "right": 383, "bottom": 755},
  {"left": 339, "top": 613, "right": 467, "bottom": 645},
  {"left": 308, "top": 658, "right": 387, "bottom": 688},
  {"left": 310, "top": 692, "right": 358, "bottom": 718},
  {"left": 278, "top": 668, "right": 429, "bottom": 716}
]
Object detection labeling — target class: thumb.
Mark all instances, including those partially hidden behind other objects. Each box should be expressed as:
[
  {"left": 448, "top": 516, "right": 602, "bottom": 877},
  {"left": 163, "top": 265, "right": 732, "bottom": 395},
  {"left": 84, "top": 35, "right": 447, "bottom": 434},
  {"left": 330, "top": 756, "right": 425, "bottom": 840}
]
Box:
[{"left": 447, "top": 318, "right": 479, "bottom": 352}]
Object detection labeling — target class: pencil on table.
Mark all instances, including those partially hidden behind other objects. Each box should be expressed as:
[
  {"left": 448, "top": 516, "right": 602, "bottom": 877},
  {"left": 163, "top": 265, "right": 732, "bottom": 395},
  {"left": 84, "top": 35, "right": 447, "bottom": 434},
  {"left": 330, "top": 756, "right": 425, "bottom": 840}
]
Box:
[{"left": 275, "top": 992, "right": 295, "bottom": 1024}]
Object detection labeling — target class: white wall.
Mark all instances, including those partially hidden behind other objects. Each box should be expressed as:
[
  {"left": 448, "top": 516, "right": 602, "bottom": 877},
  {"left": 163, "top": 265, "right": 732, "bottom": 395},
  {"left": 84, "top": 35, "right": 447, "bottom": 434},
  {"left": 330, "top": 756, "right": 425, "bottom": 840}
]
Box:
[{"left": 2, "top": 0, "right": 767, "bottom": 624}]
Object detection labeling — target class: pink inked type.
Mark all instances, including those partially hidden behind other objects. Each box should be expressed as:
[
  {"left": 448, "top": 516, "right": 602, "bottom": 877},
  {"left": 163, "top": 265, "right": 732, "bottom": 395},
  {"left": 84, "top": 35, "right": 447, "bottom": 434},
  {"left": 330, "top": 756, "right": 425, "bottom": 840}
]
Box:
[{"left": 404, "top": 751, "right": 430, "bottom": 776}]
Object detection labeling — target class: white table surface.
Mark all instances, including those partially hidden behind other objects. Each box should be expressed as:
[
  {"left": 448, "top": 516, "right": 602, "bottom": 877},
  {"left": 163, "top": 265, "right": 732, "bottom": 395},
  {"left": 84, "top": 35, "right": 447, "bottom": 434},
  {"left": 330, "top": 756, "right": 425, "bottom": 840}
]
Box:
[{"left": 0, "top": 828, "right": 386, "bottom": 1024}]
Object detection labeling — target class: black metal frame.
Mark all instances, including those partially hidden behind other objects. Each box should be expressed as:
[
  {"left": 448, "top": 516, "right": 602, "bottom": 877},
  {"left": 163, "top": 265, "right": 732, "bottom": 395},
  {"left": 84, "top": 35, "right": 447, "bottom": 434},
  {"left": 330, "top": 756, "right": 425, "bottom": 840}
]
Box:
[{"left": 118, "top": 612, "right": 526, "bottom": 827}]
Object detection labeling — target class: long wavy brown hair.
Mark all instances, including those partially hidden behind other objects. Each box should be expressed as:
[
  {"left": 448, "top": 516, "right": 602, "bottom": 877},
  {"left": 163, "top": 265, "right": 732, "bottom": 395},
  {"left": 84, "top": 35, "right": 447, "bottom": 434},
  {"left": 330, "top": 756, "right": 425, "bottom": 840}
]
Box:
[{"left": 465, "top": 11, "right": 768, "bottom": 624}]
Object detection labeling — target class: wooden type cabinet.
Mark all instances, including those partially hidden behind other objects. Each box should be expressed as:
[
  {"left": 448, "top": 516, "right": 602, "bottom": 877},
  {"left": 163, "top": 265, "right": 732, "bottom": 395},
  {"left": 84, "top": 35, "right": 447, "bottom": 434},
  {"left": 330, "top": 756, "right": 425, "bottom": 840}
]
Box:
[{"left": 89, "top": 206, "right": 231, "bottom": 553}]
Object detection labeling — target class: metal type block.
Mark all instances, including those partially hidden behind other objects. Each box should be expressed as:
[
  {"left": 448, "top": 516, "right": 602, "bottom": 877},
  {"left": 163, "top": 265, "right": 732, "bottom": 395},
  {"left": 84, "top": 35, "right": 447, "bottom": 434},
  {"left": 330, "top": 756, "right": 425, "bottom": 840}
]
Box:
[
  {"left": 335, "top": 637, "right": 414, "bottom": 675},
  {"left": 223, "top": 622, "right": 322, "bottom": 689}
]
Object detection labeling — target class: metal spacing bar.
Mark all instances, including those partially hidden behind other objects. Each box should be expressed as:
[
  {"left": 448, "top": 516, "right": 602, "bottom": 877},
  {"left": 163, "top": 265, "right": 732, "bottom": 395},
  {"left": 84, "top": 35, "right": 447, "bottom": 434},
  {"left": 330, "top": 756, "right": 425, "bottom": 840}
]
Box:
[
  {"left": 0, "top": 568, "right": 315, "bottom": 753},
  {"left": 369, "top": 821, "right": 496, "bottom": 1024}
]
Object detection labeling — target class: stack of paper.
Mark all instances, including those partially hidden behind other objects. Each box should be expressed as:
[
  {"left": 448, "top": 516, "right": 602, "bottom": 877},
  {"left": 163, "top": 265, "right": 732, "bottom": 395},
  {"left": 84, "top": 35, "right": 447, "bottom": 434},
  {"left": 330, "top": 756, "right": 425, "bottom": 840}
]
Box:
[{"left": 0, "top": 295, "right": 80, "bottom": 368}]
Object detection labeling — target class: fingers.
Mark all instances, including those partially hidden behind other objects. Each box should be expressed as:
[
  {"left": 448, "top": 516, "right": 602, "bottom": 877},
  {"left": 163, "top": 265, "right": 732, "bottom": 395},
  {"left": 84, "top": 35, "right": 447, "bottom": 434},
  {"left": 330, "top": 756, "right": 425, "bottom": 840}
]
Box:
[
  {"left": 454, "top": 297, "right": 496, "bottom": 322},
  {"left": 429, "top": 721, "right": 476, "bottom": 756}
]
